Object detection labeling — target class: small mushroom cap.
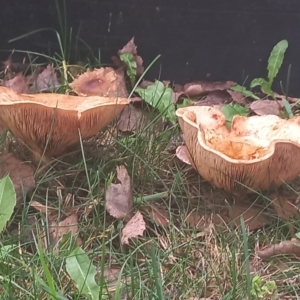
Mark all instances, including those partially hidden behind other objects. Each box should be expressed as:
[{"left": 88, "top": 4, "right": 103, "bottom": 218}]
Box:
[
  {"left": 0, "top": 86, "right": 130, "bottom": 160},
  {"left": 69, "top": 67, "right": 128, "bottom": 97},
  {"left": 176, "top": 106, "right": 300, "bottom": 192}
]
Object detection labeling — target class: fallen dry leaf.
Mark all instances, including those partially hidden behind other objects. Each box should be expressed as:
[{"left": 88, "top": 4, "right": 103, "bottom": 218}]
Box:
[
  {"left": 118, "top": 105, "right": 145, "bottom": 132},
  {"left": 183, "top": 81, "right": 236, "bottom": 97},
  {"left": 249, "top": 100, "right": 283, "bottom": 116},
  {"left": 145, "top": 204, "right": 170, "bottom": 227},
  {"left": 226, "top": 89, "right": 248, "bottom": 105},
  {"left": 33, "top": 65, "right": 59, "bottom": 92},
  {"left": 228, "top": 204, "right": 270, "bottom": 230},
  {"left": 257, "top": 238, "right": 300, "bottom": 260},
  {"left": 117, "top": 37, "right": 144, "bottom": 76},
  {"left": 0, "top": 153, "right": 35, "bottom": 206},
  {"left": 3, "top": 73, "right": 29, "bottom": 93},
  {"left": 105, "top": 165, "right": 133, "bottom": 219},
  {"left": 48, "top": 212, "right": 82, "bottom": 247},
  {"left": 270, "top": 193, "right": 299, "bottom": 221},
  {"left": 194, "top": 90, "right": 231, "bottom": 108},
  {"left": 121, "top": 211, "right": 146, "bottom": 245},
  {"left": 176, "top": 145, "right": 191, "bottom": 165}
]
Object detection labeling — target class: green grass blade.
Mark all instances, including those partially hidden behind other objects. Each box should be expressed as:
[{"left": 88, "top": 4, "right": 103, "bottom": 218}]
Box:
[{"left": 240, "top": 217, "right": 252, "bottom": 300}]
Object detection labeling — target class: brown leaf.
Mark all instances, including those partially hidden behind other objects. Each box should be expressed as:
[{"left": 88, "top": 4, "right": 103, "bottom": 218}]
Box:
[
  {"left": 3, "top": 73, "right": 29, "bottom": 93},
  {"left": 226, "top": 89, "right": 248, "bottom": 105},
  {"left": 118, "top": 37, "right": 144, "bottom": 75},
  {"left": 118, "top": 105, "right": 145, "bottom": 132},
  {"left": 183, "top": 81, "right": 236, "bottom": 97},
  {"left": 0, "top": 153, "right": 35, "bottom": 206},
  {"left": 105, "top": 165, "right": 133, "bottom": 219},
  {"left": 176, "top": 145, "right": 191, "bottom": 165},
  {"left": 228, "top": 204, "right": 270, "bottom": 230},
  {"left": 194, "top": 90, "right": 231, "bottom": 108},
  {"left": 121, "top": 211, "right": 146, "bottom": 244},
  {"left": 145, "top": 204, "right": 170, "bottom": 227},
  {"left": 270, "top": 193, "right": 299, "bottom": 221},
  {"left": 249, "top": 100, "right": 283, "bottom": 116},
  {"left": 257, "top": 238, "right": 300, "bottom": 260},
  {"left": 48, "top": 212, "right": 82, "bottom": 247},
  {"left": 33, "top": 65, "right": 59, "bottom": 92}
]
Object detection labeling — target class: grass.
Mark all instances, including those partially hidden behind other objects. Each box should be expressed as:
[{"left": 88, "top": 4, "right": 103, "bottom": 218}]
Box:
[
  {"left": 1, "top": 21, "right": 300, "bottom": 300},
  {"left": 1, "top": 103, "right": 300, "bottom": 299}
]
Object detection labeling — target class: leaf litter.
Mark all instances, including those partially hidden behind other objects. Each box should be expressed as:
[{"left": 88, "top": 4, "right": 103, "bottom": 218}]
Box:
[
  {"left": 105, "top": 165, "right": 133, "bottom": 220},
  {"left": 121, "top": 210, "right": 146, "bottom": 245}
]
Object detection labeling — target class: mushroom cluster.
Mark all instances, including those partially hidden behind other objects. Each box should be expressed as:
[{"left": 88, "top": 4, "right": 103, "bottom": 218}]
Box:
[
  {"left": 0, "top": 86, "right": 130, "bottom": 161},
  {"left": 176, "top": 106, "right": 300, "bottom": 193}
]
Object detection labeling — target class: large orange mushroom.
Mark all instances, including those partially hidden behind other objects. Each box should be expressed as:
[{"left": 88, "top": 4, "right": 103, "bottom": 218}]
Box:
[
  {"left": 176, "top": 106, "right": 300, "bottom": 193},
  {"left": 0, "top": 86, "right": 130, "bottom": 161}
]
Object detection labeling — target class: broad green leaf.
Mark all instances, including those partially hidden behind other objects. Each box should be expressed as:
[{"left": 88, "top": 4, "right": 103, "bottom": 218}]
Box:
[
  {"left": 0, "top": 244, "right": 16, "bottom": 259},
  {"left": 250, "top": 78, "right": 268, "bottom": 89},
  {"left": 250, "top": 78, "right": 273, "bottom": 95},
  {"left": 221, "top": 103, "right": 249, "bottom": 122},
  {"left": 267, "top": 39, "right": 288, "bottom": 85},
  {"left": 0, "top": 175, "right": 16, "bottom": 234},
  {"left": 135, "top": 80, "right": 177, "bottom": 124},
  {"left": 176, "top": 98, "right": 190, "bottom": 109},
  {"left": 230, "top": 84, "right": 260, "bottom": 100},
  {"left": 66, "top": 247, "right": 100, "bottom": 300},
  {"left": 120, "top": 53, "right": 137, "bottom": 86}
]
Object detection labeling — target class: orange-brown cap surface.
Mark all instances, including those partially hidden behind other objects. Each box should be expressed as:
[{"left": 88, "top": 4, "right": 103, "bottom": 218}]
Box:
[
  {"left": 176, "top": 106, "right": 300, "bottom": 193},
  {"left": 0, "top": 86, "right": 130, "bottom": 161}
]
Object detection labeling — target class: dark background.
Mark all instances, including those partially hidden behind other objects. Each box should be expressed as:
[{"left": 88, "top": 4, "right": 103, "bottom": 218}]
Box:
[{"left": 1, "top": 0, "right": 300, "bottom": 94}]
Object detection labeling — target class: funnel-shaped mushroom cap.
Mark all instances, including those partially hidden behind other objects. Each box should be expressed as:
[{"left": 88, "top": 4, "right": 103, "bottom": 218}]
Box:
[
  {"left": 176, "top": 106, "right": 300, "bottom": 192},
  {"left": 69, "top": 67, "right": 128, "bottom": 97},
  {"left": 0, "top": 86, "right": 130, "bottom": 160}
]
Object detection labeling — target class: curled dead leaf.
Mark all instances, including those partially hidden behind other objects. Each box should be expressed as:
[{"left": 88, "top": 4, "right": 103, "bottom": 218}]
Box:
[
  {"left": 121, "top": 211, "right": 146, "bottom": 245},
  {"left": 257, "top": 238, "right": 300, "bottom": 260},
  {"left": 105, "top": 165, "right": 133, "bottom": 219}
]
